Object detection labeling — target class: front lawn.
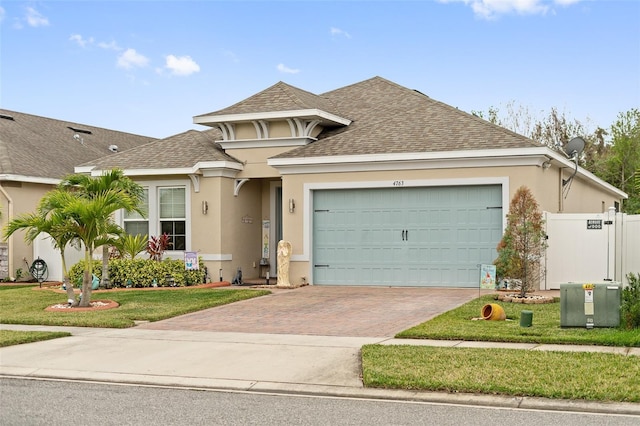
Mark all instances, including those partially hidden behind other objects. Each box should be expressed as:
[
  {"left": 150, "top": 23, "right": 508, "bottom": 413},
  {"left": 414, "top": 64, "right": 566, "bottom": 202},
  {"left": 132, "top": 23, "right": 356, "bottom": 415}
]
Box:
[
  {"left": 0, "top": 285, "right": 270, "bottom": 328},
  {"left": 0, "top": 330, "right": 71, "bottom": 347},
  {"left": 362, "top": 294, "right": 640, "bottom": 402},
  {"left": 397, "top": 294, "right": 640, "bottom": 347},
  {"left": 362, "top": 345, "right": 640, "bottom": 402}
]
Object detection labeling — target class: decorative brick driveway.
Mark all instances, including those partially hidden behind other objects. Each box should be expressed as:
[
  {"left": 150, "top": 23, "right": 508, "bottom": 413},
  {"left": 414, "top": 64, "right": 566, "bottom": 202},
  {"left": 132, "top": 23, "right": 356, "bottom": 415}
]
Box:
[{"left": 137, "top": 286, "right": 485, "bottom": 337}]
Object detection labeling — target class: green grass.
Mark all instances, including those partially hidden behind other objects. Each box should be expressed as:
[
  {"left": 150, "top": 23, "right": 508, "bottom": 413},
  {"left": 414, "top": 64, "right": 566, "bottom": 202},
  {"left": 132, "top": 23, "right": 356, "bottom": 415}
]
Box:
[
  {"left": 0, "top": 330, "right": 71, "bottom": 347},
  {"left": 363, "top": 294, "right": 640, "bottom": 402},
  {"left": 0, "top": 285, "right": 270, "bottom": 328},
  {"left": 397, "top": 295, "right": 640, "bottom": 347},
  {"left": 362, "top": 345, "right": 640, "bottom": 402}
]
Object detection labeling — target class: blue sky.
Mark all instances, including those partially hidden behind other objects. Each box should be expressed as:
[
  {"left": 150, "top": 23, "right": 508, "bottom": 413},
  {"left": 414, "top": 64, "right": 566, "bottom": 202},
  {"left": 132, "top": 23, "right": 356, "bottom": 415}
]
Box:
[{"left": 1, "top": 0, "right": 639, "bottom": 139}]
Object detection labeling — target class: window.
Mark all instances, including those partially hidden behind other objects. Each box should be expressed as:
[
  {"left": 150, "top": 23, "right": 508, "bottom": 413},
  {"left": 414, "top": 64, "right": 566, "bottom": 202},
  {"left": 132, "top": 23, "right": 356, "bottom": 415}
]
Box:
[
  {"left": 159, "top": 187, "right": 186, "bottom": 250},
  {"left": 119, "top": 181, "right": 189, "bottom": 253},
  {"left": 124, "top": 188, "right": 149, "bottom": 237}
]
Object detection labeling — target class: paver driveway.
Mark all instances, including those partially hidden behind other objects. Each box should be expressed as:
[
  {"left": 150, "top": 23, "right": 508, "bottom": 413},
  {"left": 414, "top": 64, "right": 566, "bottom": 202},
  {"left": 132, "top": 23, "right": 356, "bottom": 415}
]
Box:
[{"left": 137, "top": 286, "right": 485, "bottom": 337}]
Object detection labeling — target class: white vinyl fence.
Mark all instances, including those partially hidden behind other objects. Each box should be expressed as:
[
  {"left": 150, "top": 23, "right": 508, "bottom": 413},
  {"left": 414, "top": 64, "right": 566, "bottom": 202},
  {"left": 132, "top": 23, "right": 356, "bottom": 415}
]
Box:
[
  {"left": 544, "top": 208, "right": 640, "bottom": 289},
  {"left": 33, "top": 233, "right": 84, "bottom": 282}
]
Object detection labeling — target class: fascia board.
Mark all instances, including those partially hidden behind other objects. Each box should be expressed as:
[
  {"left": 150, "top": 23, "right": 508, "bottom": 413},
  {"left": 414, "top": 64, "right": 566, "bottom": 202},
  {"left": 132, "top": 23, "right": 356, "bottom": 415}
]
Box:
[
  {"left": 85, "top": 161, "right": 243, "bottom": 178},
  {"left": 219, "top": 137, "right": 315, "bottom": 149},
  {"left": 74, "top": 166, "right": 96, "bottom": 174},
  {"left": 0, "top": 174, "right": 60, "bottom": 185},
  {"left": 269, "top": 147, "right": 551, "bottom": 167},
  {"left": 194, "top": 109, "right": 351, "bottom": 126}
]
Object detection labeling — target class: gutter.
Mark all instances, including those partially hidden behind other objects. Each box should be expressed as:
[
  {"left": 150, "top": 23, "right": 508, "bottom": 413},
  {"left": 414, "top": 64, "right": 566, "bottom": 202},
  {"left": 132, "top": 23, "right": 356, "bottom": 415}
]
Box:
[{"left": 0, "top": 183, "right": 14, "bottom": 280}]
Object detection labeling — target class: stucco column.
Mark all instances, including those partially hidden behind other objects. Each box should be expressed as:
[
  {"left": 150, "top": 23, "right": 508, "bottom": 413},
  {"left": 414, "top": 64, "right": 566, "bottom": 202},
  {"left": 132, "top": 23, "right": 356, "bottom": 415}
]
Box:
[{"left": 276, "top": 240, "right": 292, "bottom": 288}]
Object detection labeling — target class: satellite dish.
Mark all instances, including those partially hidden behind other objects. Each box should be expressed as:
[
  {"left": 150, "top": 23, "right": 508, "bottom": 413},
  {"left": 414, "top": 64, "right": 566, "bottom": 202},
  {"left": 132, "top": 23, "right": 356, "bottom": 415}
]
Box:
[
  {"left": 562, "top": 136, "right": 586, "bottom": 189},
  {"left": 563, "top": 137, "right": 585, "bottom": 159}
]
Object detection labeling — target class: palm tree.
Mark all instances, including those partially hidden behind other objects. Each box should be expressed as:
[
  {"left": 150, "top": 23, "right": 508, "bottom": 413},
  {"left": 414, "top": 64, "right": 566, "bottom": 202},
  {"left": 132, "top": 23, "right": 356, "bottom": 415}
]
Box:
[
  {"left": 44, "top": 188, "right": 139, "bottom": 306},
  {"left": 4, "top": 201, "right": 80, "bottom": 305},
  {"left": 58, "top": 169, "right": 145, "bottom": 289}
]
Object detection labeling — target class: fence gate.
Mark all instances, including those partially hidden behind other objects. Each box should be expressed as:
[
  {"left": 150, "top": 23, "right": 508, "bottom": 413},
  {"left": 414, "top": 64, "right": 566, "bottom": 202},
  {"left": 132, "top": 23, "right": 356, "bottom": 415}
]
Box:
[{"left": 544, "top": 208, "right": 639, "bottom": 289}]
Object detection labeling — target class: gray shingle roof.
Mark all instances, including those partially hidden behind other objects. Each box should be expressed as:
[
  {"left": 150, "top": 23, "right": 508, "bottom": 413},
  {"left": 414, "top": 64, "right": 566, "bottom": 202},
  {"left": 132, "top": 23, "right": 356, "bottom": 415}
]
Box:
[
  {"left": 272, "top": 77, "right": 540, "bottom": 158},
  {"left": 0, "top": 109, "right": 155, "bottom": 180},
  {"left": 83, "top": 128, "right": 237, "bottom": 171},
  {"left": 194, "top": 81, "right": 344, "bottom": 118}
]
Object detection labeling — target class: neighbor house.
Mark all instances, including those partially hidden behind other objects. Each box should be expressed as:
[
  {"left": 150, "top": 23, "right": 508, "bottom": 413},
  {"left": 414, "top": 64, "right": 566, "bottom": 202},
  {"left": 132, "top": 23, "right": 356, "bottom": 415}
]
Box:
[
  {"left": 76, "top": 77, "right": 627, "bottom": 289},
  {"left": 0, "top": 109, "right": 156, "bottom": 281}
]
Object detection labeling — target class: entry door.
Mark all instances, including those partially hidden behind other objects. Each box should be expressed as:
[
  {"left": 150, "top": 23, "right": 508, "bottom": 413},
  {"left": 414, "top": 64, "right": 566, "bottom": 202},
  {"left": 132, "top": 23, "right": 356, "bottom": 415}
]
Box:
[{"left": 312, "top": 185, "right": 502, "bottom": 287}]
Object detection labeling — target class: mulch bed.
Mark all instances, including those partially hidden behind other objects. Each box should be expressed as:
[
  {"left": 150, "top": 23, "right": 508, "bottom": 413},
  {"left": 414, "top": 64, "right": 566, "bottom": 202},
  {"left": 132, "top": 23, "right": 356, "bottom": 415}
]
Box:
[{"left": 45, "top": 300, "right": 120, "bottom": 312}]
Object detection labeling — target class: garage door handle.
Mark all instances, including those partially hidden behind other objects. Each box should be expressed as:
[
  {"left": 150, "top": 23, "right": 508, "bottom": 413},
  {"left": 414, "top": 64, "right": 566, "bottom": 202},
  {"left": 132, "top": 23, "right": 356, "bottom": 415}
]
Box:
[
  {"left": 402, "top": 230, "right": 405, "bottom": 241},
  {"left": 315, "top": 264, "right": 329, "bottom": 268},
  {"left": 406, "top": 230, "right": 409, "bottom": 240}
]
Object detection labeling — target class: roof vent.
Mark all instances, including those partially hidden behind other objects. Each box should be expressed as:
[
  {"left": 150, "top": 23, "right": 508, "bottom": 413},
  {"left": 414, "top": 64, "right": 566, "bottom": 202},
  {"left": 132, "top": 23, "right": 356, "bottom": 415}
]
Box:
[
  {"left": 67, "top": 126, "right": 92, "bottom": 135},
  {"left": 108, "top": 145, "right": 119, "bottom": 153},
  {"left": 0, "top": 113, "right": 15, "bottom": 121}
]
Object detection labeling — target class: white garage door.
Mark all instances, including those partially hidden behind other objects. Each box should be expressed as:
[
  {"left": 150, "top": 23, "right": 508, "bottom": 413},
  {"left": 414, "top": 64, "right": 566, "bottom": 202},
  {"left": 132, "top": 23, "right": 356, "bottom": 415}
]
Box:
[{"left": 313, "top": 185, "right": 503, "bottom": 287}]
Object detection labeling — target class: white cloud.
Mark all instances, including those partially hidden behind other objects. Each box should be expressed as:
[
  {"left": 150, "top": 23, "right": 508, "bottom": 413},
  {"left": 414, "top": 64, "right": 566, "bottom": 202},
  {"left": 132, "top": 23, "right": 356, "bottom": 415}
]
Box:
[
  {"left": 277, "top": 63, "right": 300, "bottom": 74},
  {"left": 330, "top": 27, "right": 351, "bottom": 39},
  {"left": 164, "top": 54, "right": 200, "bottom": 76},
  {"left": 117, "top": 48, "right": 149, "bottom": 69},
  {"left": 439, "top": 0, "right": 583, "bottom": 19},
  {"left": 98, "top": 40, "right": 121, "bottom": 51},
  {"left": 25, "top": 6, "right": 49, "bottom": 27},
  {"left": 0, "top": 7, "right": 5, "bottom": 23},
  {"left": 69, "top": 34, "right": 94, "bottom": 48}
]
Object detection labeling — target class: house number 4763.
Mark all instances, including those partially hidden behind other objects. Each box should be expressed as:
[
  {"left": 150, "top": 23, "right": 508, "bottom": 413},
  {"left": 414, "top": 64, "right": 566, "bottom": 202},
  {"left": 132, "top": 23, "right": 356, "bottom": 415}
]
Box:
[{"left": 393, "top": 180, "right": 404, "bottom": 186}]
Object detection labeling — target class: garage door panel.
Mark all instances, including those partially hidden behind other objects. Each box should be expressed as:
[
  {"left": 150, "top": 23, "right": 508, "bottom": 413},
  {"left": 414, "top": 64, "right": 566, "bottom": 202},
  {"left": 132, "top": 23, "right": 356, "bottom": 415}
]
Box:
[{"left": 313, "top": 185, "right": 502, "bottom": 287}]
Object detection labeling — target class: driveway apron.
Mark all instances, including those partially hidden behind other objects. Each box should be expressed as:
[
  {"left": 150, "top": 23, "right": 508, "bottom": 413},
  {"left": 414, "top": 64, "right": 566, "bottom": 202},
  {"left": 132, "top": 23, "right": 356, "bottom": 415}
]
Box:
[{"left": 137, "top": 286, "right": 484, "bottom": 337}]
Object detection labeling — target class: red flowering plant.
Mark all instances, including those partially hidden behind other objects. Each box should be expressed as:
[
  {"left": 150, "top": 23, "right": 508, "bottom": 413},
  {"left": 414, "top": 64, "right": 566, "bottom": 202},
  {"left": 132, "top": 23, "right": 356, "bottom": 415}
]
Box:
[{"left": 147, "top": 233, "right": 172, "bottom": 261}]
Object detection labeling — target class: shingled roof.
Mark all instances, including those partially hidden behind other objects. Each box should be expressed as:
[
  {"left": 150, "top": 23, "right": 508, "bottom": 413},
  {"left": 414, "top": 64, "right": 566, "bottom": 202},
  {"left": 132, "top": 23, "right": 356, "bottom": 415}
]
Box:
[
  {"left": 0, "top": 109, "right": 155, "bottom": 181},
  {"left": 272, "top": 77, "right": 541, "bottom": 159},
  {"left": 82, "top": 128, "right": 237, "bottom": 171},
  {"left": 194, "top": 81, "right": 344, "bottom": 118}
]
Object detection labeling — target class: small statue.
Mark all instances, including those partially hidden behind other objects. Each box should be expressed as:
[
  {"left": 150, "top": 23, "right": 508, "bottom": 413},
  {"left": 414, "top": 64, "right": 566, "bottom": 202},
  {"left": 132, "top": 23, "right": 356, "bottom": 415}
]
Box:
[{"left": 276, "top": 241, "right": 292, "bottom": 288}]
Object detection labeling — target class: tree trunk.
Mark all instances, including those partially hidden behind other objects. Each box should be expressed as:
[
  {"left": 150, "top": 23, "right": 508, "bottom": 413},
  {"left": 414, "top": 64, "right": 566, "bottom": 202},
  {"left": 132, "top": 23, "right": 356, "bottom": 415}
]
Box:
[
  {"left": 60, "top": 254, "right": 78, "bottom": 307},
  {"left": 101, "top": 245, "right": 110, "bottom": 288},
  {"left": 79, "top": 249, "right": 93, "bottom": 307}
]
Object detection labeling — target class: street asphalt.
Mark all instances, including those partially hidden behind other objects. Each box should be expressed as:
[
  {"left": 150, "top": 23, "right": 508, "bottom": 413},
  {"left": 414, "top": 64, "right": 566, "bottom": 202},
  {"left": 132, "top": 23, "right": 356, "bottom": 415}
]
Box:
[{"left": 1, "top": 323, "right": 639, "bottom": 416}]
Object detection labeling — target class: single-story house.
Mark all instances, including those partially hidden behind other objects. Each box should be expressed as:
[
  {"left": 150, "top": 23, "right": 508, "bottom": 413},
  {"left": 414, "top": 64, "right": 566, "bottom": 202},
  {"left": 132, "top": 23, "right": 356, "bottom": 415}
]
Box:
[
  {"left": 0, "top": 109, "right": 155, "bottom": 281},
  {"left": 77, "top": 76, "right": 627, "bottom": 288}
]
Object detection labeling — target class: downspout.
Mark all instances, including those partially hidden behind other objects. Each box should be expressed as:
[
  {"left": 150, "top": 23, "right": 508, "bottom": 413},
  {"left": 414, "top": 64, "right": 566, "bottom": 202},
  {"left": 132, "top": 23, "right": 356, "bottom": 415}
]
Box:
[
  {"left": 0, "top": 183, "right": 14, "bottom": 280},
  {"left": 558, "top": 167, "right": 564, "bottom": 212}
]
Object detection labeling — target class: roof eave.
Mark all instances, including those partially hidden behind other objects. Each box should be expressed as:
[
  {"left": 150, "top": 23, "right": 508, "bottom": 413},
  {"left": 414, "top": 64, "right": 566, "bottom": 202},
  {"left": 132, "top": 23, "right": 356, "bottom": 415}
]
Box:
[{"left": 193, "top": 108, "right": 351, "bottom": 127}]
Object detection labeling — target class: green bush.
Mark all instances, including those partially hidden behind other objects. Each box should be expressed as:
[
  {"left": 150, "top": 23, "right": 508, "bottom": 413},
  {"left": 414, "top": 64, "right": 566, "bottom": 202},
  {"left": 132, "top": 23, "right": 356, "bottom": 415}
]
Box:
[
  {"left": 68, "top": 258, "right": 205, "bottom": 288},
  {"left": 68, "top": 260, "right": 103, "bottom": 287},
  {"left": 622, "top": 272, "right": 640, "bottom": 329}
]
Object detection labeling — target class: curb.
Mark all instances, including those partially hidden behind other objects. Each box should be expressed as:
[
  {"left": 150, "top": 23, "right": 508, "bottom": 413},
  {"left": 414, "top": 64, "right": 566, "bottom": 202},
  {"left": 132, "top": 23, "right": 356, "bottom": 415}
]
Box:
[{"left": 1, "top": 370, "right": 638, "bottom": 417}]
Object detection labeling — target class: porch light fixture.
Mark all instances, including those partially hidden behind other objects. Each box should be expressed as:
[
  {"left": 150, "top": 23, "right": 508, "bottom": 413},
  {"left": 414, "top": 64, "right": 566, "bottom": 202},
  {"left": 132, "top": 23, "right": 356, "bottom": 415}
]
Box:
[{"left": 288, "top": 198, "right": 295, "bottom": 213}]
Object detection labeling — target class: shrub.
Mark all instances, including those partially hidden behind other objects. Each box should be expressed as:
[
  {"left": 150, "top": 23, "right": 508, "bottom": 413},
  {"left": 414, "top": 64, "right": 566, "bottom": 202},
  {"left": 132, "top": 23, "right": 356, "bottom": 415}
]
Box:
[
  {"left": 147, "top": 234, "right": 172, "bottom": 261},
  {"left": 68, "top": 257, "right": 205, "bottom": 288},
  {"left": 621, "top": 272, "right": 640, "bottom": 329},
  {"left": 113, "top": 234, "right": 149, "bottom": 259},
  {"left": 68, "top": 260, "right": 103, "bottom": 287}
]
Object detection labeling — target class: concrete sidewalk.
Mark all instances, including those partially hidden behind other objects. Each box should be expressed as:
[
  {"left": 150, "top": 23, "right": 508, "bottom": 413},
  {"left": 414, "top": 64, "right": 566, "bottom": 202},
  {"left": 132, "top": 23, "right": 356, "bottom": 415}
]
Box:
[{"left": 1, "top": 323, "right": 639, "bottom": 416}]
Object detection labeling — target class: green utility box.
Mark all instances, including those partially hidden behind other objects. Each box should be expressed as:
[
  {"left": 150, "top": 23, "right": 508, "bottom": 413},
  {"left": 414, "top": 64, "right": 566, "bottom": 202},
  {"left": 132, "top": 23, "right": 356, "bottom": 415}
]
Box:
[{"left": 560, "top": 282, "right": 622, "bottom": 328}]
